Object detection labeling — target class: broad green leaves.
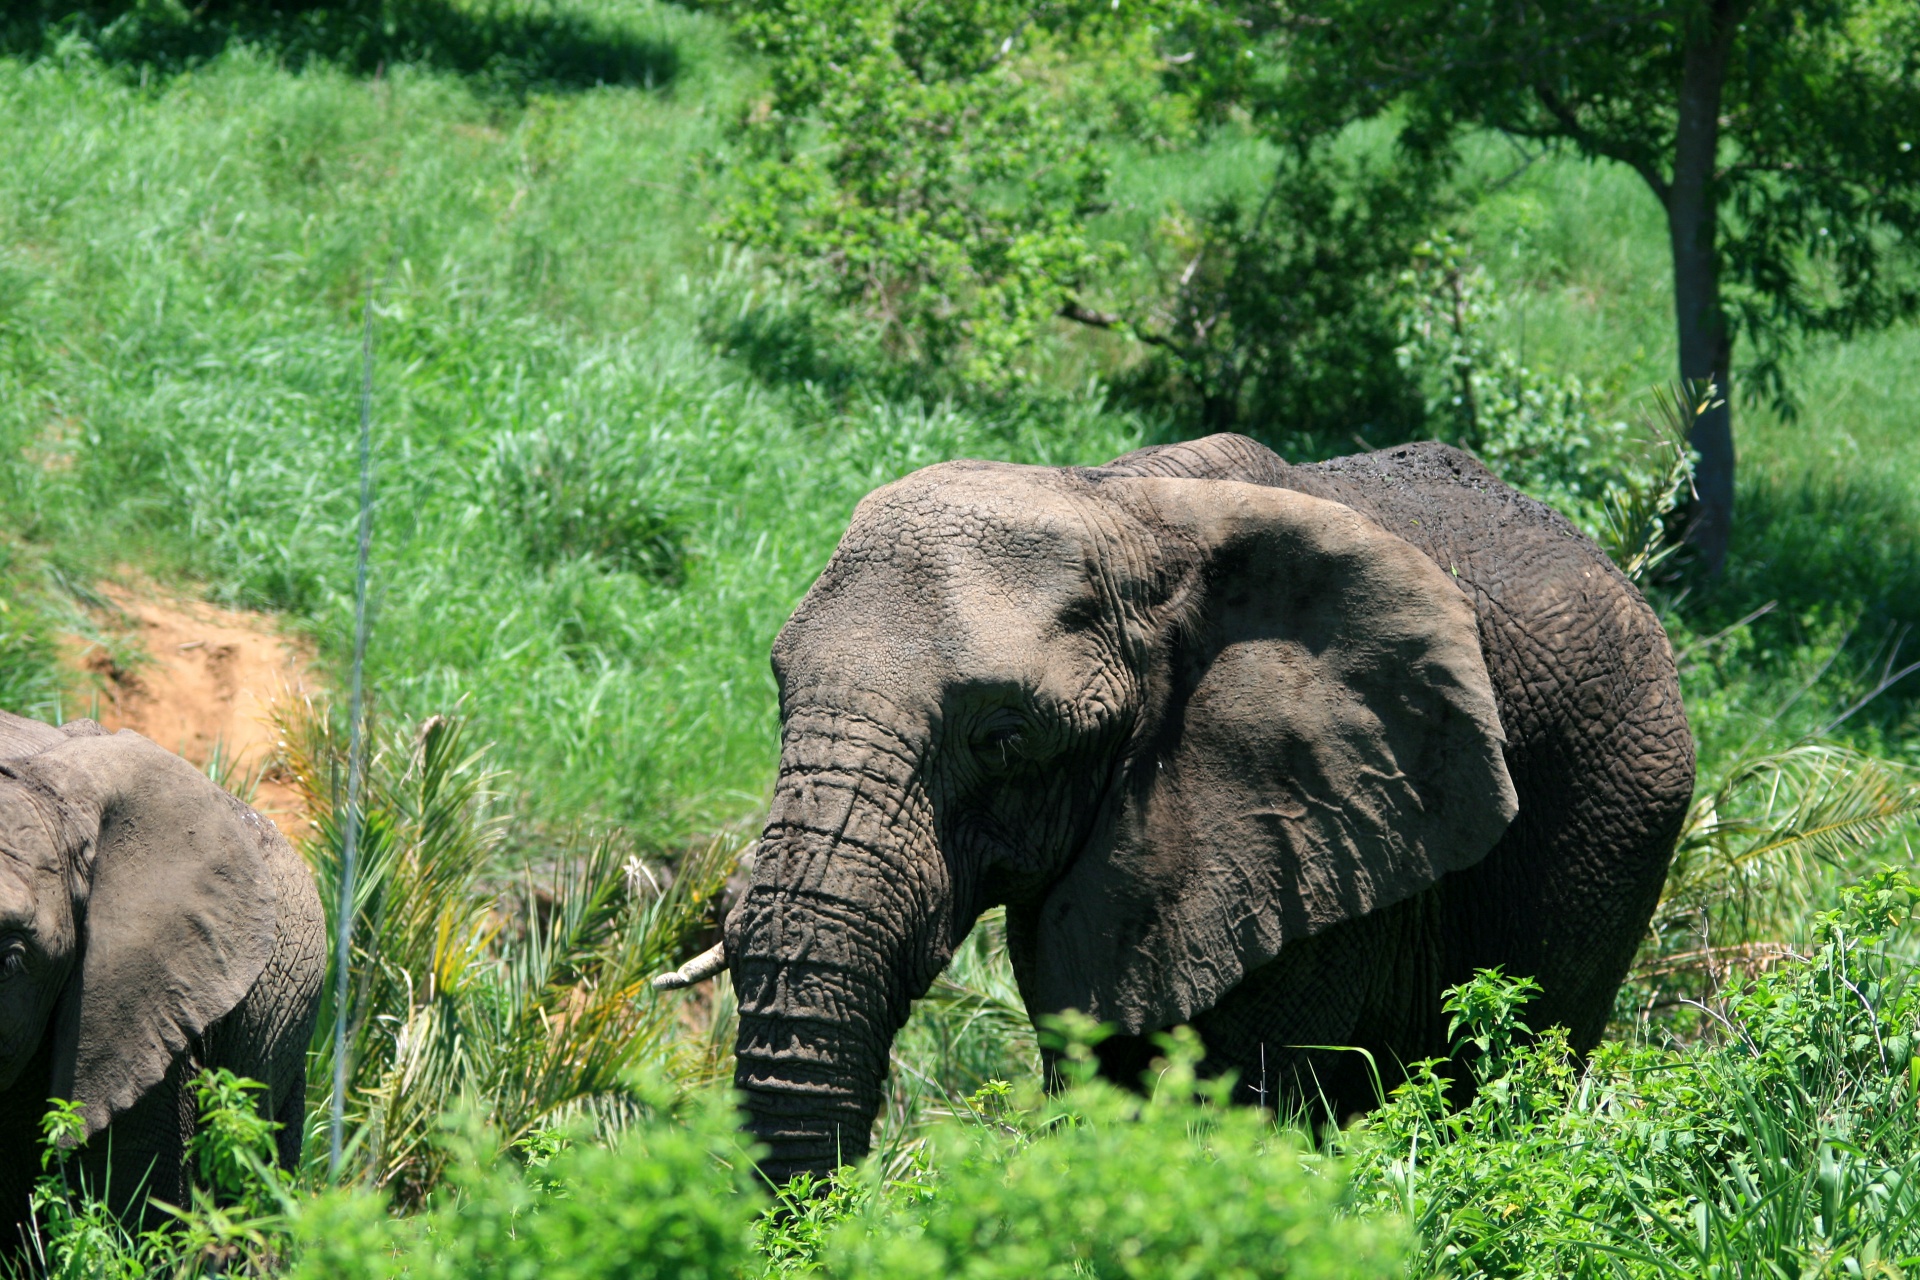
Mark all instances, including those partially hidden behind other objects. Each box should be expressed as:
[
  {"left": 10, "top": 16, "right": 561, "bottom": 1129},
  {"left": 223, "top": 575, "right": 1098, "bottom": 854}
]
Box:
[{"left": 713, "top": 0, "right": 1197, "bottom": 386}]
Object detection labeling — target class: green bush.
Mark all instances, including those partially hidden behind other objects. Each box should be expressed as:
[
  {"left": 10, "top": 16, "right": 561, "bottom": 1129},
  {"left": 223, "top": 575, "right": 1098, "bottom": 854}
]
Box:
[
  {"left": 1115, "top": 146, "right": 1442, "bottom": 447},
  {"left": 21, "top": 1069, "right": 297, "bottom": 1279},
  {"left": 1345, "top": 868, "right": 1920, "bottom": 1278},
  {"left": 289, "top": 1089, "right": 758, "bottom": 1280},
  {"left": 1395, "top": 234, "right": 1644, "bottom": 537},
  {"left": 819, "top": 1033, "right": 1407, "bottom": 1280}
]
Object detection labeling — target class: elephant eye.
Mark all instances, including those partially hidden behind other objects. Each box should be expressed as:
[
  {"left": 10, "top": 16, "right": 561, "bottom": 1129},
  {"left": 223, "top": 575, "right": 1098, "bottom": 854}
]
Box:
[
  {"left": 970, "top": 715, "right": 1029, "bottom": 766},
  {"left": 0, "top": 941, "right": 24, "bottom": 980}
]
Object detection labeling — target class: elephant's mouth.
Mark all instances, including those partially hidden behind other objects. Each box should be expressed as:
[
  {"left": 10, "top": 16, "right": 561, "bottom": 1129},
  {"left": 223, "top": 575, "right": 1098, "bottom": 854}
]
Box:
[{"left": 0, "top": 1018, "right": 48, "bottom": 1095}]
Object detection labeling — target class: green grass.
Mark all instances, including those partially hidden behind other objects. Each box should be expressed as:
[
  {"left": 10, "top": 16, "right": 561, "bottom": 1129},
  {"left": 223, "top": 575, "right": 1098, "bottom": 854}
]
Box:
[
  {"left": 3, "top": 0, "right": 1916, "bottom": 841},
  {"left": 0, "top": 10, "right": 1149, "bottom": 842}
]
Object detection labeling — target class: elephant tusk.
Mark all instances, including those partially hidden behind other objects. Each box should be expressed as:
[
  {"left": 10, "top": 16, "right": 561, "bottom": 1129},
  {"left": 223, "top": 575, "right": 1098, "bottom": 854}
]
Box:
[{"left": 652, "top": 941, "right": 728, "bottom": 990}]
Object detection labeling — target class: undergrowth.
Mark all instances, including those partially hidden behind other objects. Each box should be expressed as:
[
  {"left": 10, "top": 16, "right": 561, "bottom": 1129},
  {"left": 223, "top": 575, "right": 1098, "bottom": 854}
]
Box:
[{"left": 28, "top": 866, "right": 1920, "bottom": 1278}]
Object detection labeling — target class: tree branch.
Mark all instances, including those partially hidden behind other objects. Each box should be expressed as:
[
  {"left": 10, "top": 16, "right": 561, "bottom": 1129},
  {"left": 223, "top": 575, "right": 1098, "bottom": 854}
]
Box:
[
  {"left": 1058, "top": 299, "right": 1184, "bottom": 352},
  {"left": 1531, "top": 84, "right": 1670, "bottom": 204},
  {"left": 1058, "top": 299, "right": 1123, "bottom": 328}
]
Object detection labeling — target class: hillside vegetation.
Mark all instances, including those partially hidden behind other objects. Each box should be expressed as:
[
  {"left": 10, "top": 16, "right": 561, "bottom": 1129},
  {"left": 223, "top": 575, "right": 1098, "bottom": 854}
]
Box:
[{"left": 2, "top": 0, "right": 1920, "bottom": 1275}]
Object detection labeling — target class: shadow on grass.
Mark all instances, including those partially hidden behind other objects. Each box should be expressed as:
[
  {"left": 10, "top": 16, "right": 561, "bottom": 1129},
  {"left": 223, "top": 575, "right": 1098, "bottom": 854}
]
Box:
[
  {"left": 710, "top": 303, "right": 870, "bottom": 400},
  {"left": 1686, "top": 464, "right": 1920, "bottom": 734},
  {"left": 2, "top": 0, "right": 679, "bottom": 96}
]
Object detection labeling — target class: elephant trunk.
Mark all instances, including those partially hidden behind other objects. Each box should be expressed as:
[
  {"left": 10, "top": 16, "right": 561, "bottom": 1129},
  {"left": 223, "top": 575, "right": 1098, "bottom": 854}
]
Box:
[{"left": 727, "top": 707, "right": 948, "bottom": 1185}]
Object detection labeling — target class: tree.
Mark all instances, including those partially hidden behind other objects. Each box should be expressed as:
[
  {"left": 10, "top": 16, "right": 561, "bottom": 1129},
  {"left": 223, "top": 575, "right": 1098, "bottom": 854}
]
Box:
[
  {"left": 713, "top": 0, "right": 1191, "bottom": 388},
  {"left": 1237, "top": 0, "right": 1920, "bottom": 574}
]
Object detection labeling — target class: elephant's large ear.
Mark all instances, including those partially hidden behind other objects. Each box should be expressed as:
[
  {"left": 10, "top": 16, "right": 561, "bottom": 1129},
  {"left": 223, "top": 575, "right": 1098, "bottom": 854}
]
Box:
[
  {"left": 23, "top": 731, "right": 278, "bottom": 1138},
  {"left": 1032, "top": 477, "right": 1517, "bottom": 1034}
]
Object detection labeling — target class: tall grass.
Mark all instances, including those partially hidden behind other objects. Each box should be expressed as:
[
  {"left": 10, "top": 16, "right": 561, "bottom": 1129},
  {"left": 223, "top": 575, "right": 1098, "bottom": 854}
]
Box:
[
  {"left": 1, "top": 0, "right": 1916, "bottom": 847},
  {"left": 0, "top": 22, "right": 1155, "bottom": 842}
]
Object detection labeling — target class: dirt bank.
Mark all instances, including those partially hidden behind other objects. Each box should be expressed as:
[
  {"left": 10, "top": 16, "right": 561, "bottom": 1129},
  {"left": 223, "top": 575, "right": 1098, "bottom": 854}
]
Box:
[{"left": 66, "top": 584, "right": 317, "bottom": 840}]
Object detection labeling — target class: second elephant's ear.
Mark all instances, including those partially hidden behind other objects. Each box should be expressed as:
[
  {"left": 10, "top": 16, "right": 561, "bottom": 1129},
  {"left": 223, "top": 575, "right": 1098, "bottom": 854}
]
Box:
[
  {"left": 23, "top": 731, "right": 278, "bottom": 1139},
  {"left": 1032, "top": 477, "right": 1517, "bottom": 1034}
]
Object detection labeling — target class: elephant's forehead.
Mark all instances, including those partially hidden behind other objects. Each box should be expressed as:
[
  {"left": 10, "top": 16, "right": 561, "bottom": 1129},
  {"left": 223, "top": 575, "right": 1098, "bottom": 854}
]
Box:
[
  {"left": 777, "top": 466, "right": 1102, "bottom": 692},
  {"left": 839, "top": 465, "right": 1093, "bottom": 575}
]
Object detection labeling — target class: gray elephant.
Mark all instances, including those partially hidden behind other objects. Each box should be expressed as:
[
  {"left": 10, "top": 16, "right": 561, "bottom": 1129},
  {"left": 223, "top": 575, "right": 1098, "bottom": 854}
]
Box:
[
  {"left": 0, "top": 711, "right": 324, "bottom": 1248},
  {"left": 655, "top": 433, "right": 1695, "bottom": 1185}
]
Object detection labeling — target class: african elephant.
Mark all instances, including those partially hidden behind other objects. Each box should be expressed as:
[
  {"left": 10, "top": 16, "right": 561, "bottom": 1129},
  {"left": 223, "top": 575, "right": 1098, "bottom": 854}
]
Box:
[
  {"left": 661, "top": 433, "right": 1694, "bottom": 1184},
  {"left": 0, "top": 711, "right": 324, "bottom": 1248}
]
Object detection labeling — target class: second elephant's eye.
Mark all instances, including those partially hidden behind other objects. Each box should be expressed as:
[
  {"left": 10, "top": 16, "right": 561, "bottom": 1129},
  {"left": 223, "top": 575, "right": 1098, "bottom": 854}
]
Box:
[{"left": 0, "top": 942, "right": 24, "bottom": 980}]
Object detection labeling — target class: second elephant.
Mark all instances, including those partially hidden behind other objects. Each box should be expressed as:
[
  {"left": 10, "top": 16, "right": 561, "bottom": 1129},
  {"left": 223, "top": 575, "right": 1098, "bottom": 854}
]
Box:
[
  {"left": 713, "top": 433, "right": 1694, "bottom": 1183},
  {"left": 0, "top": 712, "right": 325, "bottom": 1250}
]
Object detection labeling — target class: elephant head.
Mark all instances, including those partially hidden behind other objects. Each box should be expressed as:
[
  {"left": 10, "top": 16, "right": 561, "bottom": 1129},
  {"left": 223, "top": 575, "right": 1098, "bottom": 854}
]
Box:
[
  {"left": 0, "top": 715, "right": 278, "bottom": 1139},
  {"left": 723, "top": 461, "right": 1518, "bottom": 1182}
]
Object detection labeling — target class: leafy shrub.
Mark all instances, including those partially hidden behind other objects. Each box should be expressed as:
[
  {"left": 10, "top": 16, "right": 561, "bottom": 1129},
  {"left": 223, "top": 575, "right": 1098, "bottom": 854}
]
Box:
[
  {"left": 1115, "top": 148, "right": 1442, "bottom": 447},
  {"left": 713, "top": 0, "right": 1192, "bottom": 388},
  {"left": 1396, "top": 234, "right": 1641, "bottom": 534},
  {"left": 1345, "top": 868, "right": 1920, "bottom": 1278},
  {"left": 21, "top": 1070, "right": 297, "bottom": 1279},
  {"left": 288, "top": 1089, "right": 758, "bottom": 1280},
  {"left": 818, "top": 1029, "right": 1407, "bottom": 1280}
]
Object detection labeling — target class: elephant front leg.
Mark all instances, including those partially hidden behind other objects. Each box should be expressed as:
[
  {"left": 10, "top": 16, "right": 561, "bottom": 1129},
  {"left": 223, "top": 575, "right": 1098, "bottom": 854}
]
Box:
[{"left": 1191, "top": 891, "right": 1451, "bottom": 1122}]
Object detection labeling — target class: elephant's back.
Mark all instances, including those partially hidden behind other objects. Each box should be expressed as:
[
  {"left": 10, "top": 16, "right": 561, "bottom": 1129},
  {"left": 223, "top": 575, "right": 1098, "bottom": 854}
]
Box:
[
  {"left": 1274, "top": 441, "right": 1691, "bottom": 803},
  {"left": 1279, "top": 442, "right": 1694, "bottom": 1047}
]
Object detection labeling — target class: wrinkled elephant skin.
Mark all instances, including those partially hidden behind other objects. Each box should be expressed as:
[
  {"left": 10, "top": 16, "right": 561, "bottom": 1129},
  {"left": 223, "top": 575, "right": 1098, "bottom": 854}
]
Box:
[
  {"left": 0, "top": 713, "right": 324, "bottom": 1250},
  {"left": 728, "top": 435, "right": 1694, "bottom": 1183}
]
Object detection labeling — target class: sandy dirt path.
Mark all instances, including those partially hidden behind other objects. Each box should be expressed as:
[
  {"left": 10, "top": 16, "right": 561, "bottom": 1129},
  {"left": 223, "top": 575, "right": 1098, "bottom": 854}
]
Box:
[{"left": 67, "top": 585, "right": 318, "bottom": 840}]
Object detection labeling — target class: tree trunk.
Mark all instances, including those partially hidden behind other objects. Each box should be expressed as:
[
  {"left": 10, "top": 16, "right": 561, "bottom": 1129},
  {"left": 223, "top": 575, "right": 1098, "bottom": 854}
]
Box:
[{"left": 1665, "top": 3, "right": 1740, "bottom": 577}]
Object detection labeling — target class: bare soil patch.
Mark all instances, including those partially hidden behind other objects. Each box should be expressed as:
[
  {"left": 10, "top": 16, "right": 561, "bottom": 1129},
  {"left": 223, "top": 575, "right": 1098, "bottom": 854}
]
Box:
[{"left": 65, "top": 584, "right": 319, "bottom": 840}]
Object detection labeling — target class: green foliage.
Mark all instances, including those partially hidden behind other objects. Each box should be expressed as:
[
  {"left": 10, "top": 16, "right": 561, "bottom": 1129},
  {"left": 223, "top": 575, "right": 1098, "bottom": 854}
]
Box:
[
  {"left": 285, "top": 704, "right": 736, "bottom": 1203},
  {"left": 1396, "top": 234, "right": 1644, "bottom": 533},
  {"left": 1256, "top": 0, "right": 1920, "bottom": 404},
  {"left": 713, "top": 0, "right": 1192, "bottom": 386},
  {"left": 1441, "top": 968, "right": 1542, "bottom": 1084},
  {"left": 1117, "top": 145, "right": 1441, "bottom": 444},
  {"left": 819, "top": 1032, "right": 1407, "bottom": 1280},
  {"left": 186, "top": 1070, "right": 291, "bottom": 1213},
  {"left": 288, "top": 1088, "right": 759, "bottom": 1280},
  {"left": 1630, "top": 722, "right": 1920, "bottom": 1032},
  {"left": 1593, "top": 384, "right": 1697, "bottom": 585},
  {"left": 751, "top": 1166, "right": 898, "bottom": 1279},
  {"left": 1345, "top": 870, "right": 1920, "bottom": 1277},
  {"left": 21, "top": 1071, "right": 297, "bottom": 1279}
]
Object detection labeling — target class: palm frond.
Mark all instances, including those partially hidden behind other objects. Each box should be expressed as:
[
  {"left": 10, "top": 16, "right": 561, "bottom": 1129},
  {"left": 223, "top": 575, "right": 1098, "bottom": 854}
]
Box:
[
  {"left": 1634, "top": 738, "right": 1920, "bottom": 1016},
  {"left": 1596, "top": 381, "right": 1703, "bottom": 583},
  {"left": 277, "top": 697, "right": 740, "bottom": 1203}
]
